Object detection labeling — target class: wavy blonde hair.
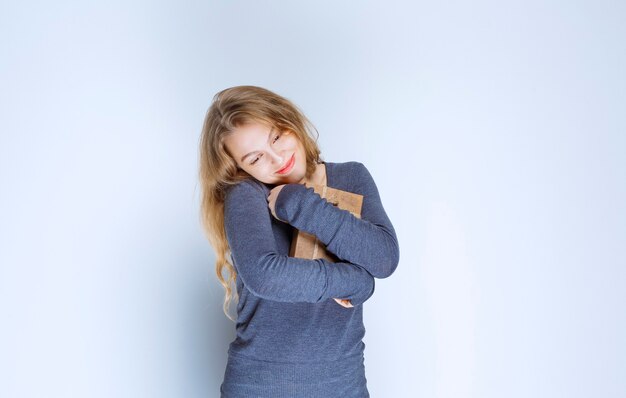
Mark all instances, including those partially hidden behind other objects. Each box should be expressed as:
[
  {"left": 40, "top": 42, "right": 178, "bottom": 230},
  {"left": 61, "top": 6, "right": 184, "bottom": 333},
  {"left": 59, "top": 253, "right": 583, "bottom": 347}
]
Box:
[{"left": 198, "top": 85, "right": 324, "bottom": 322}]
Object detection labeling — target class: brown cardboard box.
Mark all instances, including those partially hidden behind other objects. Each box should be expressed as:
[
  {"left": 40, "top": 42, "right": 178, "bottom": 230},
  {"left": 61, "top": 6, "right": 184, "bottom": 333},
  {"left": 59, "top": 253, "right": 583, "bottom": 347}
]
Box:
[{"left": 289, "top": 183, "right": 363, "bottom": 261}]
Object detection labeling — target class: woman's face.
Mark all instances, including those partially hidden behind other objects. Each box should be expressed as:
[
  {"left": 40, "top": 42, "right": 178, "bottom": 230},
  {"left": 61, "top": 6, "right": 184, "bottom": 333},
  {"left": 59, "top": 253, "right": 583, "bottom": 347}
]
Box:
[{"left": 223, "top": 122, "right": 308, "bottom": 185}]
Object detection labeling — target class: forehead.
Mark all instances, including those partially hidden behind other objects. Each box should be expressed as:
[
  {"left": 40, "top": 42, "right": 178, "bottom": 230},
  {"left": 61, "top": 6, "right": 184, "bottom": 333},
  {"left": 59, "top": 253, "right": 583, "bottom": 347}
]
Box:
[{"left": 223, "top": 122, "right": 273, "bottom": 156}]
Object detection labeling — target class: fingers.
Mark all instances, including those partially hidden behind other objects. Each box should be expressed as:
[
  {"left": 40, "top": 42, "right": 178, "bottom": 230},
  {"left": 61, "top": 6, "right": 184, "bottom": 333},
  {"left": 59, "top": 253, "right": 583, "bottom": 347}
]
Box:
[{"left": 333, "top": 298, "right": 354, "bottom": 308}]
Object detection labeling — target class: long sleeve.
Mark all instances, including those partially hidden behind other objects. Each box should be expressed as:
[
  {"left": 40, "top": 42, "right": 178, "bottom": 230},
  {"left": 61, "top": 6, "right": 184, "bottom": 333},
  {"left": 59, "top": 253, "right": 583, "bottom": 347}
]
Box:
[
  {"left": 274, "top": 162, "right": 400, "bottom": 279},
  {"left": 224, "top": 178, "right": 375, "bottom": 305}
]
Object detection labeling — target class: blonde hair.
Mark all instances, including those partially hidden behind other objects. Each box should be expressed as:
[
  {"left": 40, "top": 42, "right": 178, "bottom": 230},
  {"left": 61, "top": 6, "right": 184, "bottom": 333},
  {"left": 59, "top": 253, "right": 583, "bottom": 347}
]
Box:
[{"left": 198, "top": 85, "right": 323, "bottom": 321}]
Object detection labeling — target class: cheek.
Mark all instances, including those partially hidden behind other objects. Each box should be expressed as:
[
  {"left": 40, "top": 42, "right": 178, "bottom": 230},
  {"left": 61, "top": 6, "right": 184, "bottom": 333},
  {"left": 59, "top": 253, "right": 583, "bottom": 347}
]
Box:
[
  {"left": 256, "top": 163, "right": 275, "bottom": 177},
  {"left": 285, "top": 135, "right": 301, "bottom": 149}
]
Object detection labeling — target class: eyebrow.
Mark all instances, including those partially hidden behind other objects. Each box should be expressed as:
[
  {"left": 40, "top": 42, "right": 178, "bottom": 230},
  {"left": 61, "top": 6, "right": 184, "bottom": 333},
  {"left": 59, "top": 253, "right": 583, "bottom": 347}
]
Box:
[{"left": 240, "top": 127, "right": 274, "bottom": 163}]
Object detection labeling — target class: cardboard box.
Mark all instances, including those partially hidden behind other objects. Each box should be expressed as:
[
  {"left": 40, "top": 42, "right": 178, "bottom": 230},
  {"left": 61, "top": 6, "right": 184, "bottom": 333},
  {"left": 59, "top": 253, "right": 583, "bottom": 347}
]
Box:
[{"left": 289, "top": 183, "right": 363, "bottom": 261}]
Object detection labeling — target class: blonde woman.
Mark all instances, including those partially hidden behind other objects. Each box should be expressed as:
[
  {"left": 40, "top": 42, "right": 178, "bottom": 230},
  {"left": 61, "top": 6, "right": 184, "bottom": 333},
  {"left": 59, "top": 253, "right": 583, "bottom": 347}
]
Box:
[{"left": 198, "top": 85, "right": 399, "bottom": 397}]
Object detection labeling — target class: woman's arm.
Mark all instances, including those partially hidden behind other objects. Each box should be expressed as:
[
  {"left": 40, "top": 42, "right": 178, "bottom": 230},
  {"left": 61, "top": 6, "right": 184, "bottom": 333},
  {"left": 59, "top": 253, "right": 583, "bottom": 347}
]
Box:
[
  {"left": 224, "top": 179, "right": 375, "bottom": 305},
  {"left": 274, "top": 162, "right": 400, "bottom": 279}
]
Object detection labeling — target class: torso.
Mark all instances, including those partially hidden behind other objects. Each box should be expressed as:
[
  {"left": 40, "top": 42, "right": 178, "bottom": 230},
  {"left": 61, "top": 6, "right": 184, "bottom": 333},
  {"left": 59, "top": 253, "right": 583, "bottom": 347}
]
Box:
[{"left": 225, "top": 161, "right": 368, "bottom": 393}]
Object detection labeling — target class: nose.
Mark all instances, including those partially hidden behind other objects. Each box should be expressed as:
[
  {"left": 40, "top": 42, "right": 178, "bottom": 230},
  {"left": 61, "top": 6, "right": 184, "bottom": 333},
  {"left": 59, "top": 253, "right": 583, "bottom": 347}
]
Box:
[{"left": 268, "top": 148, "right": 284, "bottom": 165}]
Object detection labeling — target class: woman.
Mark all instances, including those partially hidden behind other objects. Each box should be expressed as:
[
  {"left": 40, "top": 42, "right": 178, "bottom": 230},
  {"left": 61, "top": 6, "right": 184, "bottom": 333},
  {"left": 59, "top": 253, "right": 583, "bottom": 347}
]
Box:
[{"left": 198, "top": 85, "right": 400, "bottom": 397}]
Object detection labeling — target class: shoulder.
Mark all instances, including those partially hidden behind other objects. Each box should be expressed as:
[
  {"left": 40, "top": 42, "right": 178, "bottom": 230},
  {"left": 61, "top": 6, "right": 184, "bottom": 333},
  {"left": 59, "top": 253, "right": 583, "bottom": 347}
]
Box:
[
  {"left": 327, "top": 160, "right": 375, "bottom": 194},
  {"left": 328, "top": 160, "right": 368, "bottom": 177},
  {"left": 329, "top": 160, "right": 371, "bottom": 182}
]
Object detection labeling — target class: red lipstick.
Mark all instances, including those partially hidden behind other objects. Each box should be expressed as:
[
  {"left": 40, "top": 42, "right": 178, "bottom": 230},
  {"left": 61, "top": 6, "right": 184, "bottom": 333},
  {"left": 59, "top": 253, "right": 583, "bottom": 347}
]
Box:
[{"left": 276, "top": 154, "right": 295, "bottom": 174}]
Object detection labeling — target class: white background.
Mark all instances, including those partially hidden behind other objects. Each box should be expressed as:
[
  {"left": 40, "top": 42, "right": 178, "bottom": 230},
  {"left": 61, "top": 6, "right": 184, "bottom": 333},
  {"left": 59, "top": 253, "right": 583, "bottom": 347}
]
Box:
[{"left": 1, "top": 1, "right": 624, "bottom": 397}]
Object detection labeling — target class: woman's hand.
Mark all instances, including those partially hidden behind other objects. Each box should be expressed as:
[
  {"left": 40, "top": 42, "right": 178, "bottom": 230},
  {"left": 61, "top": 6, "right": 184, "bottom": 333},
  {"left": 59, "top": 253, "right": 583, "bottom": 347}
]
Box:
[
  {"left": 334, "top": 298, "right": 354, "bottom": 308},
  {"left": 267, "top": 184, "right": 287, "bottom": 221}
]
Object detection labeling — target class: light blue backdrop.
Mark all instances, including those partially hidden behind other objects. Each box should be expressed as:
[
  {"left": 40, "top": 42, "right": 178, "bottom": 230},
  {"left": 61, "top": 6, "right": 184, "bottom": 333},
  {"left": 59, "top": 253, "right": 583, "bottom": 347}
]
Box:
[{"left": 1, "top": 1, "right": 624, "bottom": 397}]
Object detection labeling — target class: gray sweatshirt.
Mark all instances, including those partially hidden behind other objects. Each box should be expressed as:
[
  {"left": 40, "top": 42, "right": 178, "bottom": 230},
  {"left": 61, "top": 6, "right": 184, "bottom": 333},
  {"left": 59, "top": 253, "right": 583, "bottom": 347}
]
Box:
[{"left": 220, "top": 160, "right": 399, "bottom": 397}]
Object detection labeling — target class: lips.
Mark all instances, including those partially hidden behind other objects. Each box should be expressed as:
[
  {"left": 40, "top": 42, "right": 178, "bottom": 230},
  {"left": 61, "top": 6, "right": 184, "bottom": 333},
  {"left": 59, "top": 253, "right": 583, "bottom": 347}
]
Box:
[{"left": 276, "top": 154, "right": 295, "bottom": 174}]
